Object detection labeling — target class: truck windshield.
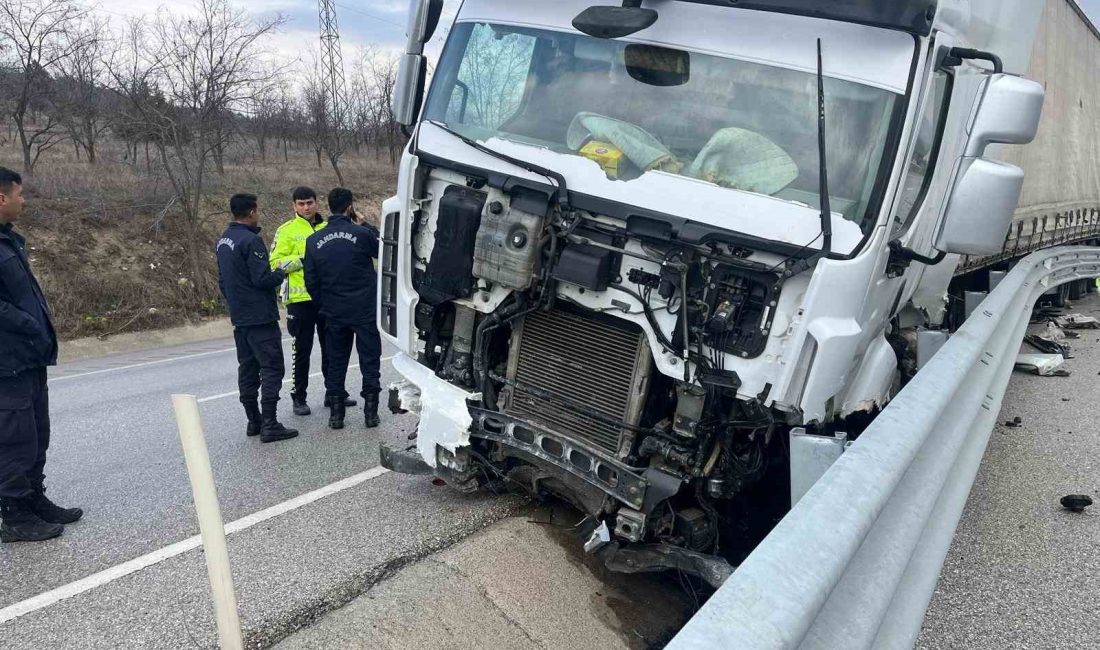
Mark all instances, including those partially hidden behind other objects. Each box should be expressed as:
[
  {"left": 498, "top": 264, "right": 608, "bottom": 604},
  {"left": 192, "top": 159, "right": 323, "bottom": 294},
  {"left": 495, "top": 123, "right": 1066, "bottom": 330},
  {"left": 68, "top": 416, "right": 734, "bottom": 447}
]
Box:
[{"left": 425, "top": 22, "right": 900, "bottom": 226}]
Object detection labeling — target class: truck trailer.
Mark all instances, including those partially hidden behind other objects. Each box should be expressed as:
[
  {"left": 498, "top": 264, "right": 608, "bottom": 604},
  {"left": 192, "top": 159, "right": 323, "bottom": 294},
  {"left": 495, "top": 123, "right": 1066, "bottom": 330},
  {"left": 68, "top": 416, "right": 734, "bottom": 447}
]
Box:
[{"left": 378, "top": 0, "right": 1100, "bottom": 584}]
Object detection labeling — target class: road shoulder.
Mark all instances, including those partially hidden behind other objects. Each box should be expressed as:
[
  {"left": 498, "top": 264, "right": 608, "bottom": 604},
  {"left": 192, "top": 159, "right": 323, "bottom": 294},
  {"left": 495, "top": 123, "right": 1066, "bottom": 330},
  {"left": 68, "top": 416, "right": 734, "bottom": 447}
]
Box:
[
  {"left": 918, "top": 296, "right": 1100, "bottom": 648},
  {"left": 277, "top": 505, "right": 695, "bottom": 650}
]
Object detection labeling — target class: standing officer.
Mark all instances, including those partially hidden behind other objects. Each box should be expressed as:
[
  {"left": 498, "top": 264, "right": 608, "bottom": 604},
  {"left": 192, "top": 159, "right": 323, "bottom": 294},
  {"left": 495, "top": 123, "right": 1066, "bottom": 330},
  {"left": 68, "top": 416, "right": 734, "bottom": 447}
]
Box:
[
  {"left": 270, "top": 186, "right": 355, "bottom": 416},
  {"left": 303, "top": 188, "right": 382, "bottom": 430},
  {"left": 216, "top": 193, "right": 298, "bottom": 443},
  {"left": 0, "top": 166, "right": 82, "bottom": 543}
]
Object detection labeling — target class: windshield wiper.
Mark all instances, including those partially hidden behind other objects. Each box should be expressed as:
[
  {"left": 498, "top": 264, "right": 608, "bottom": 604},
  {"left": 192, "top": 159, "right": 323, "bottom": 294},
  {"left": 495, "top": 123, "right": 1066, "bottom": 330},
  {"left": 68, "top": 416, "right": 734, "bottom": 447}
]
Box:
[
  {"left": 815, "top": 38, "right": 833, "bottom": 260},
  {"left": 783, "top": 38, "right": 834, "bottom": 276},
  {"left": 421, "top": 120, "right": 570, "bottom": 211}
]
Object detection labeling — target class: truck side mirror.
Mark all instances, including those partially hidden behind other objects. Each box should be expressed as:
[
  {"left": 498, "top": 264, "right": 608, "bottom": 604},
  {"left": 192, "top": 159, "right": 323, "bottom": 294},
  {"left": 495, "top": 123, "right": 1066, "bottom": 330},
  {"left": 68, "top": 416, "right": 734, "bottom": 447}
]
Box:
[
  {"left": 392, "top": 0, "right": 444, "bottom": 127},
  {"left": 405, "top": 0, "right": 444, "bottom": 50},
  {"left": 935, "top": 74, "right": 1045, "bottom": 255},
  {"left": 393, "top": 54, "right": 427, "bottom": 127},
  {"left": 935, "top": 159, "right": 1025, "bottom": 255}
]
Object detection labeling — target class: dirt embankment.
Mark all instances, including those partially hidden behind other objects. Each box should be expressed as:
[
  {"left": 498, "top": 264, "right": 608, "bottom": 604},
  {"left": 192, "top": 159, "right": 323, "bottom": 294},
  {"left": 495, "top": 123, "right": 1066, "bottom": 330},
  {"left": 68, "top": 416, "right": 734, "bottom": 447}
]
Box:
[{"left": 2, "top": 143, "right": 397, "bottom": 340}]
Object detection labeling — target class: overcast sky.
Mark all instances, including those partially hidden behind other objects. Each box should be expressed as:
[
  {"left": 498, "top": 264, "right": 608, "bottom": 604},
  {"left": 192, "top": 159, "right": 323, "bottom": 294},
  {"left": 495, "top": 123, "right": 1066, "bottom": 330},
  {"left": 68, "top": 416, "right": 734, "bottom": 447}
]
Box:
[
  {"left": 1080, "top": 0, "right": 1100, "bottom": 25},
  {"left": 90, "top": 0, "right": 1100, "bottom": 64}
]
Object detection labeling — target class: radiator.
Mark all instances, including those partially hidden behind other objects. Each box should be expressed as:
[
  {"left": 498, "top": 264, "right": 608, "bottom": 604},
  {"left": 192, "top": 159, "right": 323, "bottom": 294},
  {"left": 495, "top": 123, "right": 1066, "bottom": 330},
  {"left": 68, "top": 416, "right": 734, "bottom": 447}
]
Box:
[{"left": 505, "top": 308, "right": 653, "bottom": 457}]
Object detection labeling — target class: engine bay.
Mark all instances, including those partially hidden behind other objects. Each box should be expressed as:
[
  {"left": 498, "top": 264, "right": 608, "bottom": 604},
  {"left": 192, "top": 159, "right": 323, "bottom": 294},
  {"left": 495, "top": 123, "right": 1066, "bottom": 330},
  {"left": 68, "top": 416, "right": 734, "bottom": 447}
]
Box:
[{"left": 395, "top": 166, "right": 799, "bottom": 584}]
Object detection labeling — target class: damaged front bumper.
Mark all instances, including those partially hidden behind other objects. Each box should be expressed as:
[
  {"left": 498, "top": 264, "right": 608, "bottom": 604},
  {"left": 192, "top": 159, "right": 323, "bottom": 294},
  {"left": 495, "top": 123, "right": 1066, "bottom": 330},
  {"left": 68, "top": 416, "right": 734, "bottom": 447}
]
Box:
[
  {"left": 388, "top": 352, "right": 477, "bottom": 468},
  {"left": 385, "top": 352, "right": 667, "bottom": 514}
]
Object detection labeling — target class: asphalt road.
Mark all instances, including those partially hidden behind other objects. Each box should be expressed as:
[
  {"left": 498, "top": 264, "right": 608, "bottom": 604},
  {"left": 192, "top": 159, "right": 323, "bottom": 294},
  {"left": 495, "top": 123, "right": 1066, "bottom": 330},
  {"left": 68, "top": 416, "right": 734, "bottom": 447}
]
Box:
[
  {"left": 918, "top": 295, "right": 1100, "bottom": 648},
  {"left": 0, "top": 332, "right": 522, "bottom": 648}
]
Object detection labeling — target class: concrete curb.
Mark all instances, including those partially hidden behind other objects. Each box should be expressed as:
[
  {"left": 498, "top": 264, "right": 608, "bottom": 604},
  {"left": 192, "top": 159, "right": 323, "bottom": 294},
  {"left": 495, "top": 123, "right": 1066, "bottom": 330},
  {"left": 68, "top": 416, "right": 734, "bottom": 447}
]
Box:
[{"left": 59, "top": 318, "right": 237, "bottom": 363}]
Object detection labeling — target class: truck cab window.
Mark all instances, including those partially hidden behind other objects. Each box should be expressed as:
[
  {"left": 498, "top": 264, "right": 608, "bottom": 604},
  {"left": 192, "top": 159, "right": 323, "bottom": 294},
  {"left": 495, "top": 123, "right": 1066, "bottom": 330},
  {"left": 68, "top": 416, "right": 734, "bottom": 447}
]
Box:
[
  {"left": 443, "top": 24, "right": 537, "bottom": 130},
  {"left": 425, "top": 21, "right": 900, "bottom": 229},
  {"left": 894, "top": 69, "right": 952, "bottom": 233}
]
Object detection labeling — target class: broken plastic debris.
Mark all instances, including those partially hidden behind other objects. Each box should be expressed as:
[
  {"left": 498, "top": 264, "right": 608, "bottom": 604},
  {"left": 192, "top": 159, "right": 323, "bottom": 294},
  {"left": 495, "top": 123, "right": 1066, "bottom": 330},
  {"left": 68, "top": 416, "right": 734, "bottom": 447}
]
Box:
[
  {"left": 1060, "top": 494, "right": 1093, "bottom": 513},
  {"left": 1055, "top": 314, "right": 1100, "bottom": 329},
  {"left": 1015, "top": 353, "right": 1069, "bottom": 376},
  {"left": 1023, "top": 334, "right": 1072, "bottom": 358},
  {"left": 1004, "top": 416, "right": 1023, "bottom": 428},
  {"left": 584, "top": 521, "right": 612, "bottom": 553},
  {"left": 388, "top": 379, "right": 422, "bottom": 415}
]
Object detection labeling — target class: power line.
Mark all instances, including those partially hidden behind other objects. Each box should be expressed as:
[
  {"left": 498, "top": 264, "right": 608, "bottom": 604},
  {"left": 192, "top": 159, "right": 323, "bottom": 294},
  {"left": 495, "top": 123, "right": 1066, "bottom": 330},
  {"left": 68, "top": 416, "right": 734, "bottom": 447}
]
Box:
[{"left": 332, "top": 2, "right": 404, "bottom": 30}]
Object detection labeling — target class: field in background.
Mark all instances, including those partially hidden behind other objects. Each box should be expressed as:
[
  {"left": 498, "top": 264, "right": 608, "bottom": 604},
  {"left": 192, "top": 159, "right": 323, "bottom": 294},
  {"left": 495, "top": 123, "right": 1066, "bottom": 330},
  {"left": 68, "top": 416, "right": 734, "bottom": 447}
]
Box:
[{"left": 2, "top": 138, "right": 398, "bottom": 340}]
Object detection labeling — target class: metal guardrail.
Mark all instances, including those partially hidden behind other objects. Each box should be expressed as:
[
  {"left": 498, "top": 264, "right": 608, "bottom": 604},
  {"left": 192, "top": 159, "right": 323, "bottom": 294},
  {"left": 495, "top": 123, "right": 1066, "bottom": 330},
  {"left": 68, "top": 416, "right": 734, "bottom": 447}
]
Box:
[
  {"left": 958, "top": 207, "right": 1100, "bottom": 273},
  {"left": 669, "top": 246, "right": 1100, "bottom": 650}
]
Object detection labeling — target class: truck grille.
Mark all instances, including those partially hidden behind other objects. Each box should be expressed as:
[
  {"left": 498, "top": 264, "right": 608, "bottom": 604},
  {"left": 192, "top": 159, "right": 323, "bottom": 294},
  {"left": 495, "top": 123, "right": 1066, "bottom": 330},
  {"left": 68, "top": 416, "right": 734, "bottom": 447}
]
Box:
[{"left": 505, "top": 308, "right": 652, "bottom": 457}]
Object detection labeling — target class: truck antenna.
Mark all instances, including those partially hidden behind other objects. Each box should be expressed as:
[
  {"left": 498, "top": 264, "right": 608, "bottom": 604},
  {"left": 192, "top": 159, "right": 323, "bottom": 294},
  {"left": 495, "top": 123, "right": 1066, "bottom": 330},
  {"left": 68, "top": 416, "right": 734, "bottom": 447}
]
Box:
[{"left": 816, "top": 38, "right": 833, "bottom": 259}]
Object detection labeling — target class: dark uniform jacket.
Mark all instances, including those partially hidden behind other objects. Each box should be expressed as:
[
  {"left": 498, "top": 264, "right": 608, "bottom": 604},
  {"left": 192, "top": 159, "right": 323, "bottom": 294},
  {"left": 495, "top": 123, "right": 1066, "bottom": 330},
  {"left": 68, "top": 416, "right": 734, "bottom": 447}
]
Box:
[
  {"left": 303, "top": 215, "right": 380, "bottom": 326},
  {"left": 0, "top": 223, "right": 57, "bottom": 376},
  {"left": 216, "top": 222, "right": 286, "bottom": 327}
]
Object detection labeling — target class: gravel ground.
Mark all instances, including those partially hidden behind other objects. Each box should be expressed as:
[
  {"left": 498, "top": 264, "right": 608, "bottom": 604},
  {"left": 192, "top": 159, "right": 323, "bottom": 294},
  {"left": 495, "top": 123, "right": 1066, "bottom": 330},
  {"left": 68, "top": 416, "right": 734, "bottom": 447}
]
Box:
[{"left": 918, "top": 294, "right": 1100, "bottom": 648}]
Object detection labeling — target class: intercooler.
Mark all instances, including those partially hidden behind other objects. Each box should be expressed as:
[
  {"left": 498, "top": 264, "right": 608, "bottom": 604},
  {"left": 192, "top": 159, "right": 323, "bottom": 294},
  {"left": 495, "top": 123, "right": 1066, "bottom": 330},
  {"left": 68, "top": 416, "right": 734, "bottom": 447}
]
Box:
[{"left": 504, "top": 308, "right": 653, "bottom": 458}]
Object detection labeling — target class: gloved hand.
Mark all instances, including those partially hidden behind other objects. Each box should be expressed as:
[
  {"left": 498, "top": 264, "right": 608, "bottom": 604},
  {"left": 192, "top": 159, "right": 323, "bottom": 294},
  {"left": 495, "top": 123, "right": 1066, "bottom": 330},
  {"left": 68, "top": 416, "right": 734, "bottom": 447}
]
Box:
[{"left": 277, "top": 258, "right": 303, "bottom": 273}]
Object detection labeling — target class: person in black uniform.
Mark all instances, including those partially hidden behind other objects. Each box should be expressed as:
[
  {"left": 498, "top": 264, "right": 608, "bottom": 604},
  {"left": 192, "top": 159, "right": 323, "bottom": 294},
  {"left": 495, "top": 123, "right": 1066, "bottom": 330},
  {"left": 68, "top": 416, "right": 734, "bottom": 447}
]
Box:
[
  {"left": 303, "top": 188, "right": 382, "bottom": 430},
  {"left": 216, "top": 193, "right": 299, "bottom": 443},
  {"left": 0, "top": 166, "right": 82, "bottom": 543}
]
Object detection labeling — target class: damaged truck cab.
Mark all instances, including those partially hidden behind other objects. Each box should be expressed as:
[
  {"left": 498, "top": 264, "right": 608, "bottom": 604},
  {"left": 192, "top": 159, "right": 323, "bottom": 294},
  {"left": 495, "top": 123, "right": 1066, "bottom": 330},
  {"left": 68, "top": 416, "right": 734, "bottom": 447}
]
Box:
[{"left": 380, "top": 0, "right": 1046, "bottom": 583}]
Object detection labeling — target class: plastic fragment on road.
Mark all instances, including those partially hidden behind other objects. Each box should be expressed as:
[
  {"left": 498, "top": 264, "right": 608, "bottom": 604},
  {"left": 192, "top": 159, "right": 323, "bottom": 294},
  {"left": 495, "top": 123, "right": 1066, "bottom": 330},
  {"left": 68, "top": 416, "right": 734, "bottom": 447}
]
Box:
[
  {"left": 1015, "top": 353, "right": 1070, "bottom": 376},
  {"left": 1003, "top": 416, "right": 1023, "bottom": 428},
  {"left": 1060, "top": 494, "right": 1093, "bottom": 513},
  {"left": 1023, "top": 334, "right": 1072, "bottom": 358},
  {"left": 1055, "top": 314, "right": 1100, "bottom": 329}
]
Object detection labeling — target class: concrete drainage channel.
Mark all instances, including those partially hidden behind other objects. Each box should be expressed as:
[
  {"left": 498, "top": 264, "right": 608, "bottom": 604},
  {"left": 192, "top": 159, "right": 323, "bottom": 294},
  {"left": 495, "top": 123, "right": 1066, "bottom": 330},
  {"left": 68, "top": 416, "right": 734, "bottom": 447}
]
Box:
[{"left": 271, "top": 503, "right": 697, "bottom": 650}]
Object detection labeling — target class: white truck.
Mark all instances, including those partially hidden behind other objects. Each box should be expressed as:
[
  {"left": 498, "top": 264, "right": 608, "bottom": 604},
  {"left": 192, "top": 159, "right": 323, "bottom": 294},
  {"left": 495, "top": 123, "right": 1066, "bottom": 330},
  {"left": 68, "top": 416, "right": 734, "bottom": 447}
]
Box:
[{"left": 378, "top": 0, "right": 1100, "bottom": 585}]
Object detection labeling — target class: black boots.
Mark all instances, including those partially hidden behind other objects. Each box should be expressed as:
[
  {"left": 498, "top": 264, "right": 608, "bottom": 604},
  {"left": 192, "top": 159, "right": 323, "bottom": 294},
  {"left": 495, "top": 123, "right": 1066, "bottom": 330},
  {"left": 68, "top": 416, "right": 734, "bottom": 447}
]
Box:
[
  {"left": 329, "top": 398, "right": 346, "bottom": 430},
  {"left": 324, "top": 396, "right": 357, "bottom": 408},
  {"left": 244, "top": 400, "right": 262, "bottom": 437},
  {"left": 29, "top": 483, "right": 83, "bottom": 524},
  {"left": 1, "top": 497, "right": 63, "bottom": 543},
  {"left": 299, "top": 396, "right": 355, "bottom": 416},
  {"left": 260, "top": 401, "right": 299, "bottom": 443},
  {"left": 364, "top": 393, "right": 380, "bottom": 429},
  {"left": 292, "top": 396, "right": 311, "bottom": 416}
]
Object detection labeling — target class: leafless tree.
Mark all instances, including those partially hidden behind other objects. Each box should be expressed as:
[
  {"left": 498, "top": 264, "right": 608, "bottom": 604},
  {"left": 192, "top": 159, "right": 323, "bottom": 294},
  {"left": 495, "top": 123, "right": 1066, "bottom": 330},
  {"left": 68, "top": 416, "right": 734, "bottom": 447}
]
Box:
[
  {"left": 350, "top": 46, "right": 403, "bottom": 164},
  {"left": 249, "top": 73, "right": 285, "bottom": 162},
  {"left": 53, "top": 16, "right": 113, "bottom": 165},
  {"left": 110, "top": 0, "right": 284, "bottom": 290},
  {"left": 0, "top": 0, "right": 90, "bottom": 174}
]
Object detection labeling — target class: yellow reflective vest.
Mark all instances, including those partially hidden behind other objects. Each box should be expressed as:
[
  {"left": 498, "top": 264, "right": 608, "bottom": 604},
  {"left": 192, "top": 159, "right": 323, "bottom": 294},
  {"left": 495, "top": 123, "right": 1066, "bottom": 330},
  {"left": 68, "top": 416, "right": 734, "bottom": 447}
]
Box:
[{"left": 270, "top": 214, "right": 326, "bottom": 304}]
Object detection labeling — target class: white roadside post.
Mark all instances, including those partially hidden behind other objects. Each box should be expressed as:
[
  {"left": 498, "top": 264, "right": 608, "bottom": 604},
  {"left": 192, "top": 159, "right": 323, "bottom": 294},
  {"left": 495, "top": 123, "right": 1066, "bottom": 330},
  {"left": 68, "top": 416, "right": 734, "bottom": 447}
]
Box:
[{"left": 171, "top": 394, "right": 244, "bottom": 650}]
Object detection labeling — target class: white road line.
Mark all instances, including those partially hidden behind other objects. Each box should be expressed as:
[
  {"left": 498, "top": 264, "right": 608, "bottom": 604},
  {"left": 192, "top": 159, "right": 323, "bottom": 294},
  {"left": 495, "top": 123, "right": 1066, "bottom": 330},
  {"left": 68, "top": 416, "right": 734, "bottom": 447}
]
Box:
[
  {"left": 49, "top": 337, "right": 294, "bottom": 383},
  {"left": 194, "top": 355, "right": 395, "bottom": 404},
  {"left": 0, "top": 465, "right": 391, "bottom": 625}
]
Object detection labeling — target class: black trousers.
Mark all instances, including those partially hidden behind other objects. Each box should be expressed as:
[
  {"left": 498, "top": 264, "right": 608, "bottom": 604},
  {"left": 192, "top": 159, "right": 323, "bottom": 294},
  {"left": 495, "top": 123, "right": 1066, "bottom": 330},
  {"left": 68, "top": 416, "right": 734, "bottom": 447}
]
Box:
[
  {"left": 234, "top": 323, "right": 285, "bottom": 405},
  {"left": 324, "top": 319, "right": 382, "bottom": 400},
  {"left": 0, "top": 367, "right": 50, "bottom": 499},
  {"left": 286, "top": 301, "right": 327, "bottom": 401}
]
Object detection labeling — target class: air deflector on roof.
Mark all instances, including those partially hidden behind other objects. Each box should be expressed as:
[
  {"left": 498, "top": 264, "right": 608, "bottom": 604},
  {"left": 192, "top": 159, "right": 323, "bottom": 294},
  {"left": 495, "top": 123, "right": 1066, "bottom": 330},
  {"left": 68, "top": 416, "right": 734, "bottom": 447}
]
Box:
[{"left": 678, "top": 0, "right": 938, "bottom": 36}]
